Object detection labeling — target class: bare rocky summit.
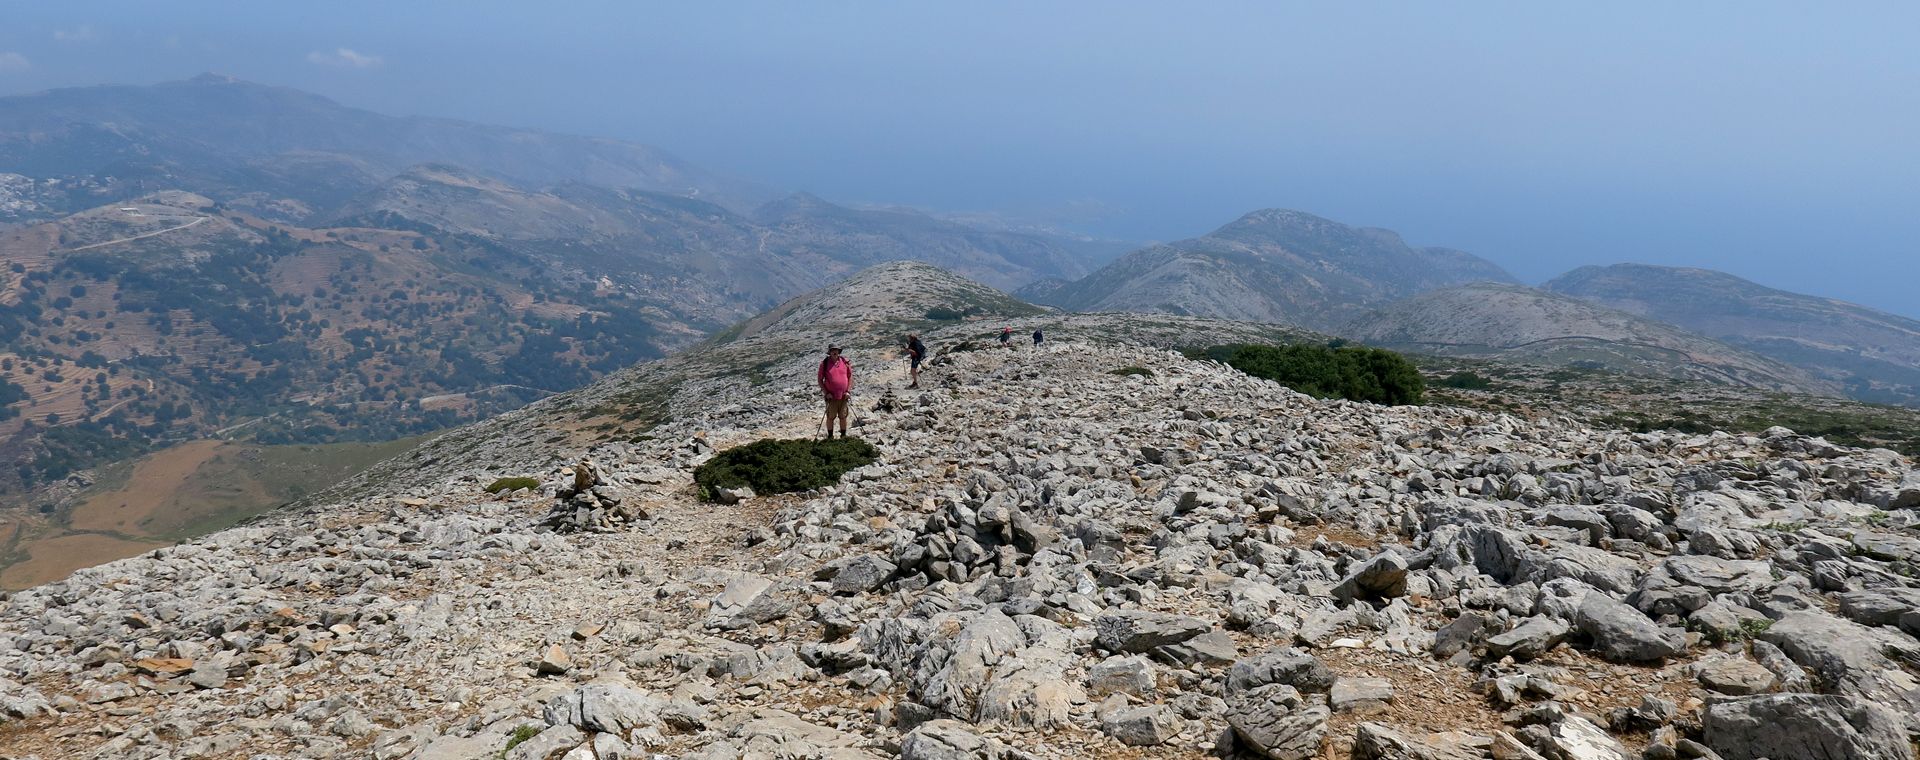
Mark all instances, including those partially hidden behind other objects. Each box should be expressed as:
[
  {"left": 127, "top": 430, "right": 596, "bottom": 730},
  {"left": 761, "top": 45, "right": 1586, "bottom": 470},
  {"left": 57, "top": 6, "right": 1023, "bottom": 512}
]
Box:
[
  {"left": 1345, "top": 283, "right": 1837, "bottom": 396},
  {"left": 1040, "top": 209, "right": 1516, "bottom": 332},
  {"left": 2, "top": 264, "right": 1917, "bottom": 760}
]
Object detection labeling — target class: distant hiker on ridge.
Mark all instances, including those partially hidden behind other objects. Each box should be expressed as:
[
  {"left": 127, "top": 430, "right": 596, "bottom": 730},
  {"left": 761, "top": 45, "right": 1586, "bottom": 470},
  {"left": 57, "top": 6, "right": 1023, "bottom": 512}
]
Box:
[
  {"left": 1000, "top": 327, "right": 1013, "bottom": 349},
  {"left": 1031, "top": 328, "right": 1044, "bottom": 347},
  {"left": 817, "top": 344, "right": 853, "bottom": 439},
  {"left": 905, "top": 333, "right": 927, "bottom": 389}
]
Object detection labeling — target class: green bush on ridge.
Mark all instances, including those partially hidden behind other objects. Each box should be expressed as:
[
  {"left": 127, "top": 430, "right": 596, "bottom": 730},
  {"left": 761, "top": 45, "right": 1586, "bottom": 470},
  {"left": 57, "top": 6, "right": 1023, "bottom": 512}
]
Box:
[
  {"left": 483, "top": 476, "right": 541, "bottom": 494},
  {"left": 694, "top": 437, "right": 879, "bottom": 500},
  {"left": 1194, "top": 343, "right": 1425, "bottom": 405}
]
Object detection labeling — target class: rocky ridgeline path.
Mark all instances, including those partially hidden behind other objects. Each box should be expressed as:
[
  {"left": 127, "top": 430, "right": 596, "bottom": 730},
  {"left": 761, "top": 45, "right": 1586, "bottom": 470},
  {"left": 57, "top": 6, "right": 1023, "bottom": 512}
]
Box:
[{"left": 2, "top": 341, "right": 1919, "bottom": 760}]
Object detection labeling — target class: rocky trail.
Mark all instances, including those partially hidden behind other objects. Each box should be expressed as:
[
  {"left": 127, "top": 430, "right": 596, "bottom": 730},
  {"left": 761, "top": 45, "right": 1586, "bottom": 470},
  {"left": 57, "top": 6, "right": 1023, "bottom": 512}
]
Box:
[{"left": 2, "top": 264, "right": 1918, "bottom": 760}]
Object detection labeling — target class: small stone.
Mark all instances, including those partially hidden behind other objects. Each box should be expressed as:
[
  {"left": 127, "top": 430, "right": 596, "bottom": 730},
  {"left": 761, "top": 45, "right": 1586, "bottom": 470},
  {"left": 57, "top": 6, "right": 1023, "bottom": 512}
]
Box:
[
  {"left": 537, "top": 644, "right": 573, "bottom": 675},
  {"left": 134, "top": 657, "right": 195, "bottom": 676},
  {"left": 1094, "top": 610, "right": 1211, "bottom": 653},
  {"left": 1102, "top": 704, "right": 1179, "bottom": 746},
  {"left": 1330, "top": 677, "right": 1394, "bottom": 714},
  {"left": 1085, "top": 655, "right": 1156, "bottom": 698},
  {"left": 1693, "top": 657, "right": 1776, "bottom": 696}
]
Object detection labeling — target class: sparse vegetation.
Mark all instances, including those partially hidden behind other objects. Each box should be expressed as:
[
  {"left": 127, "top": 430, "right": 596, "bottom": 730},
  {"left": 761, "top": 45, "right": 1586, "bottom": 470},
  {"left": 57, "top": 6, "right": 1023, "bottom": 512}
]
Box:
[
  {"left": 924, "top": 306, "right": 977, "bottom": 321},
  {"left": 484, "top": 476, "right": 541, "bottom": 494},
  {"left": 1194, "top": 343, "right": 1425, "bottom": 405},
  {"left": 1438, "top": 371, "right": 1493, "bottom": 390},
  {"left": 693, "top": 437, "right": 878, "bottom": 500},
  {"left": 1688, "top": 615, "right": 1775, "bottom": 645},
  {"left": 500, "top": 725, "right": 542, "bottom": 758},
  {"left": 1109, "top": 366, "right": 1154, "bottom": 377}
]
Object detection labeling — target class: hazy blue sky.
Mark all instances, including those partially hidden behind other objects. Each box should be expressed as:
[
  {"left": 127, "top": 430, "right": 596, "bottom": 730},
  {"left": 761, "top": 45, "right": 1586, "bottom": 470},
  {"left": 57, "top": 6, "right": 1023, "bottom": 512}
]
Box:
[{"left": 3, "top": 2, "right": 1916, "bottom": 314}]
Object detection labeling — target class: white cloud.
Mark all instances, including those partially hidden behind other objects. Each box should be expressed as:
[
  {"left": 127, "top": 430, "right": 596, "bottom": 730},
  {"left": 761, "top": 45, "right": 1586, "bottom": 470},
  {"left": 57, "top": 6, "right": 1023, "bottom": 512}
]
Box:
[
  {"left": 53, "top": 25, "right": 98, "bottom": 42},
  {"left": 306, "top": 47, "right": 383, "bottom": 69},
  {"left": 0, "top": 52, "right": 28, "bottom": 73}
]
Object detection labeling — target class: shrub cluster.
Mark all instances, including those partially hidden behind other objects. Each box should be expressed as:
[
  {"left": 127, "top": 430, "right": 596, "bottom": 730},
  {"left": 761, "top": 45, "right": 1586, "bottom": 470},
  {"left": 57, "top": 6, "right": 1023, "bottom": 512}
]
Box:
[
  {"left": 484, "top": 476, "right": 541, "bottom": 494},
  {"left": 1195, "top": 343, "right": 1425, "bottom": 405},
  {"left": 694, "top": 437, "right": 879, "bottom": 500},
  {"left": 924, "top": 305, "right": 984, "bottom": 321},
  {"left": 1109, "top": 366, "right": 1154, "bottom": 377}
]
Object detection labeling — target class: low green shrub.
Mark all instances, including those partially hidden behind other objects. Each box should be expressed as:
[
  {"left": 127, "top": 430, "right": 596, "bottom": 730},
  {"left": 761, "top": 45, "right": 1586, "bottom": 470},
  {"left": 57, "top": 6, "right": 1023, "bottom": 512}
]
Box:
[
  {"left": 1194, "top": 343, "right": 1425, "bottom": 405},
  {"left": 484, "top": 476, "right": 541, "bottom": 494},
  {"left": 924, "top": 306, "right": 983, "bottom": 321},
  {"left": 1110, "top": 366, "right": 1154, "bottom": 377},
  {"left": 693, "top": 437, "right": 879, "bottom": 500},
  {"left": 500, "top": 725, "right": 541, "bottom": 758}
]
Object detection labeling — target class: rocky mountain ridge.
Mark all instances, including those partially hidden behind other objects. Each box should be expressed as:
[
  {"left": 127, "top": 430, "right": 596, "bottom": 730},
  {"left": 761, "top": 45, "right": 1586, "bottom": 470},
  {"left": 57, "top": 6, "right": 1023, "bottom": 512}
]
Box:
[
  {"left": 1546, "top": 264, "right": 1920, "bottom": 407},
  {"left": 1040, "top": 209, "right": 1517, "bottom": 332},
  {"left": 2, "top": 263, "right": 1916, "bottom": 760},
  {"left": 1343, "top": 283, "right": 1836, "bottom": 396}
]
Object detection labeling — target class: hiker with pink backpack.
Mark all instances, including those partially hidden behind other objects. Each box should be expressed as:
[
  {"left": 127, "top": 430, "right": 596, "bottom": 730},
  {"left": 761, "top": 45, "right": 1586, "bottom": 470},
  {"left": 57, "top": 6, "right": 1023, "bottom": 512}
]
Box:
[{"left": 817, "top": 344, "right": 854, "bottom": 439}]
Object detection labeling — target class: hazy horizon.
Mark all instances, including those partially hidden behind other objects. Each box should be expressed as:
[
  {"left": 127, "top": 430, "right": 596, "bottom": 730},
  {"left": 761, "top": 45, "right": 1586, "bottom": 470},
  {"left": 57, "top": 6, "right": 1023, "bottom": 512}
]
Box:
[{"left": 3, "top": 2, "right": 1915, "bottom": 316}]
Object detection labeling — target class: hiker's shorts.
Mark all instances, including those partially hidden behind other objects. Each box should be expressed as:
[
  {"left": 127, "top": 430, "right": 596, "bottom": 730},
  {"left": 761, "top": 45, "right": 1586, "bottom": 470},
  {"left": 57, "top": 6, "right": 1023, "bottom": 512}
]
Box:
[{"left": 825, "top": 397, "right": 849, "bottom": 418}]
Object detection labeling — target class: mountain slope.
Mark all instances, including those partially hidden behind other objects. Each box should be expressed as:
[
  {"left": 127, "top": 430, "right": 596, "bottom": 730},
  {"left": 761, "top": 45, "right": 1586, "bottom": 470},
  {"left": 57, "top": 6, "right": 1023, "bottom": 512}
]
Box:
[
  {"left": 752, "top": 193, "right": 1106, "bottom": 288},
  {"left": 331, "top": 169, "right": 1101, "bottom": 300},
  {"left": 0, "top": 190, "right": 681, "bottom": 492},
  {"left": 322, "top": 261, "right": 1317, "bottom": 502},
  {"left": 0, "top": 73, "right": 776, "bottom": 214},
  {"left": 1043, "top": 209, "right": 1516, "bottom": 331},
  {"left": 3, "top": 263, "right": 1917, "bottom": 759},
  {"left": 1347, "top": 282, "right": 1837, "bottom": 394},
  {"left": 1547, "top": 264, "right": 1920, "bottom": 406}
]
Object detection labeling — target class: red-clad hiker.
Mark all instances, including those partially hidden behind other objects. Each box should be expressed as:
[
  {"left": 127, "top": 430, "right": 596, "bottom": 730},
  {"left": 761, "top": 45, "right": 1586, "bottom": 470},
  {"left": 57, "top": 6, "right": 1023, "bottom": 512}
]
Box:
[
  {"left": 1000, "top": 326, "right": 1013, "bottom": 349},
  {"left": 817, "top": 344, "right": 854, "bottom": 439}
]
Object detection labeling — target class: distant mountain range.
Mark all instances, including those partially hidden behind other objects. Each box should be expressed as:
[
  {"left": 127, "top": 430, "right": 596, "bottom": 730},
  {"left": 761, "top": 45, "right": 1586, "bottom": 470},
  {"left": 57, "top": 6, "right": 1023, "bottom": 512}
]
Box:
[
  {"left": 0, "top": 76, "right": 1117, "bottom": 497},
  {"left": 1029, "top": 212, "right": 1917, "bottom": 409},
  {"left": 1344, "top": 282, "right": 1835, "bottom": 394},
  {"left": 1546, "top": 264, "right": 1920, "bottom": 407},
  {"left": 2, "top": 72, "right": 1916, "bottom": 518},
  {"left": 0, "top": 72, "right": 776, "bottom": 215},
  {"left": 1032, "top": 208, "right": 1516, "bottom": 332}
]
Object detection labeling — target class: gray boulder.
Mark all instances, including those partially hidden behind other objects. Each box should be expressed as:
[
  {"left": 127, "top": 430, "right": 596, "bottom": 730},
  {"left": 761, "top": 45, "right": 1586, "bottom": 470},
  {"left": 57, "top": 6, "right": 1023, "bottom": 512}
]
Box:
[
  {"left": 1225, "top": 647, "right": 1335, "bottom": 694},
  {"left": 1574, "top": 595, "right": 1685, "bottom": 663},
  {"left": 815, "top": 554, "right": 897, "bottom": 595},
  {"left": 1226, "top": 684, "right": 1329, "bottom": 760},
  {"left": 1332, "top": 551, "right": 1410, "bottom": 602},
  {"left": 1101, "top": 703, "right": 1178, "bottom": 746},
  {"left": 1530, "top": 715, "right": 1632, "bottom": 760},
  {"left": 1094, "top": 610, "right": 1210, "bottom": 653},
  {"left": 1835, "top": 587, "right": 1920, "bottom": 627},
  {"left": 1693, "top": 657, "right": 1777, "bottom": 696},
  {"left": 1760, "top": 611, "right": 1920, "bottom": 723},
  {"left": 1704, "top": 693, "right": 1913, "bottom": 760},
  {"left": 1485, "top": 616, "right": 1569, "bottom": 662},
  {"left": 704, "top": 576, "right": 793, "bottom": 630},
  {"left": 900, "top": 720, "right": 997, "bottom": 760},
  {"left": 542, "top": 683, "right": 662, "bottom": 737},
  {"left": 1350, "top": 722, "right": 1484, "bottom": 760},
  {"left": 1431, "top": 611, "right": 1499, "bottom": 658}
]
